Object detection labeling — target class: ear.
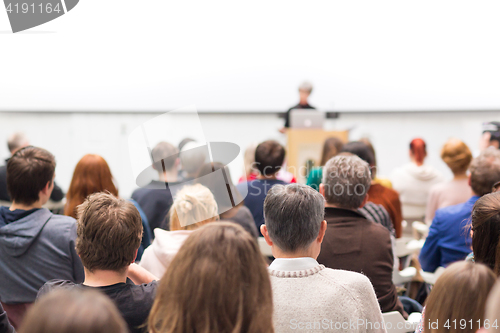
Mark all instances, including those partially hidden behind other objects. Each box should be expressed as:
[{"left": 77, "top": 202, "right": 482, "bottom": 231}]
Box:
[
  {"left": 132, "top": 249, "right": 139, "bottom": 264},
  {"left": 41, "top": 180, "right": 51, "bottom": 195},
  {"left": 316, "top": 220, "right": 327, "bottom": 244},
  {"left": 359, "top": 194, "right": 369, "bottom": 208},
  {"left": 319, "top": 183, "right": 325, "bottom": 197},
  {"left": 261, "top": 225, "right": 273, "bottom": 246}
]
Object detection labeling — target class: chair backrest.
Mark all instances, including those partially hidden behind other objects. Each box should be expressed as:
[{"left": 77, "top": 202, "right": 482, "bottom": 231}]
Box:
[{"left": 382, "top": 311, "right": 418, "bottom": 333}]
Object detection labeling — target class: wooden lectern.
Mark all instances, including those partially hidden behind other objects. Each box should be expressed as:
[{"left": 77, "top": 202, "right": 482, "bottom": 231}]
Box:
[{"left": 286, "top": 129, "right": 349, "bottom": 183}]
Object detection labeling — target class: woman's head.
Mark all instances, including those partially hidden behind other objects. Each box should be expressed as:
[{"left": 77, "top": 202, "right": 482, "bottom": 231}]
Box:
[
  {"left": 169, "top": 183, "right": 219, "bottom": 231},
  {"left": 424, "top": 261, "right": 496, "bottom": 333},
  {"left": 320, "top": 137, "right": 344, "bottom": 166},
  {"left": 148, "top": 222, "right": 274, "bottom": 333},
  {"left": 441, "top": 138, "right": 472, "bottom": 175},
  {"left": 472, "top": 192, "right": 500, "bottom": 275},
  {"left": 64, "top": 154, "right": 118, "bottom": 218},
  {"left": 410, "top": 138, "right": 427, "bottom": 166},
  {"left": 19, "top": 289, "right": 127, "bottom": 333},
  {"left": 243, "top": 143, "right": 259, "bottom": 177},
  {"left": 196, "top": 162, "right": 243, "bottom": 213}
]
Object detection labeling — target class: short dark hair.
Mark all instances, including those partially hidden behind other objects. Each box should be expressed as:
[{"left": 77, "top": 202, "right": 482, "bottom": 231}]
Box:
[
  {"left": 264, "top": 184, "right": 325, "bottom": 252},
  {"left": 76, "top": 192, "right": 143, "bottom": 272},
  {"left": 151, "top": 141, "right": 178, "bottom": 172},
  {"left": 255, "top": 140, "right": 285, "bottom": 176},
  {"left": 7, "top": 146, "right": 55, "bottom": 205},
  {"left": 341, "top": 141, "right": 375, "bottom": 166},
  {"left": 470, "top": 148, "right": 500, "bottom": 197}
]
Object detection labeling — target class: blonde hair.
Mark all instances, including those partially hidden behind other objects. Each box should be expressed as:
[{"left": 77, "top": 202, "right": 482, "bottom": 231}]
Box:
[
  {"left": 243, "top": 142, "right": 258, "bottom": 177},
  {"left": 441, "top": 138, "right": 472, "bottom": 175},
  {"left": 148, "top": 222, "right": 274, "bottom": 333},
  {"left": 169, "top": 184, "right": 219, "bottom": 231}
]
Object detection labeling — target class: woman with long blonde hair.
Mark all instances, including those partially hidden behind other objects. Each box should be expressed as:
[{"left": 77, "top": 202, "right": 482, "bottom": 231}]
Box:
[{"left": 148, "top": 222, "right": 274, "bottom": 333}]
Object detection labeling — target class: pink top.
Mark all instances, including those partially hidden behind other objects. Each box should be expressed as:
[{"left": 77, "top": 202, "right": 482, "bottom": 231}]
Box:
[{"left": 425, "top": 178, "right": 472, "bottom": 225}]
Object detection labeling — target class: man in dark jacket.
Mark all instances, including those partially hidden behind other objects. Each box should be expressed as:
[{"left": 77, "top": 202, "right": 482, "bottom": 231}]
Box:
[
  {"left": 0, "top": 146, "right": 84, "bottom": 328},
  {"left": 317, "top": 154, "right": 407, "bottom": 318}
]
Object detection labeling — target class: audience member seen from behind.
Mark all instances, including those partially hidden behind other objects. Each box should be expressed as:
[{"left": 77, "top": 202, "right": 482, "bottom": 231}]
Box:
[
  {"left": 0, "top": 303, "right": 14, "bottom": 333},
  {"left": 422, "top": 262, "right": 495, "bottom": 333},
  {"left": 317, "top": 155, "right": 406, "bottom": 317},
  {"left": 236, "top": 140, "right": 289, "bottom": 236},
  {"left": 64, "top": 154, "right": 152, "bottom": 260},
  {"left": 197, "top": 162, "right": 258, "bottom": 237},
  {"left": 0, "top": 146, "right": 84, "bottom": 329},
  {"left": 0, "top": 133, "right": 64, "bottom": 203},
  {"left": 281, "top": 81, "right": 315, "bottom": 132},
  {"left": 131, "top": 141, "right": 182, "bottom": 235},
  {"left": 306, "top": 137, "right": 344, "bottom": 191},
  {"left": 140, "top": 184, "right": 219, "bottom": 278},
  {"left": 148, "top": 222, "right": 274, "bottom": 333},
  {"left": 392, "top": 138, "right": 444, "bottom": 221},
  {"left": 341, "top": 142, "right": 403, "bottom": 238},
  {"left": 425, "top": 138, "right": 473, "bottom": 224},
  {"left": 419, "top": 148, "right": 500, "bottom": 272},
  {"left": 470, "top": 191, "right": 500, "bottom": 275},
  {"left": 261, "top": 184, "right": 385, "bottom": 333},
  {"left": 178, "top": 141, "right": 209, "bottom": 181},
  {"left": 480, "top": 121, "right": 500, "bottom": 151},
  {"left": 38, "top": 192, "right": 158, "bottom": 333},
  {"left": 19, "top": 289, "right": 127, "bottom": 333}
]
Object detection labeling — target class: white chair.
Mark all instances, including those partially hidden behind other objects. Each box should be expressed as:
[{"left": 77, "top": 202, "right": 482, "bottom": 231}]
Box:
[
  {"left": 412, "top": 221, "right": 429, "bottom": 238},
  {"left": 420, "top": 266, "right": 446, "bottom": 285},
  {"left": 395, "top": 237, "right": 424, "bottom": 259},
  {"left": 258, "top": 237, "right": 273, "bottom": 257},
  {"left": 393, "top": 266, "right": 417, "bottom": 285},
  {"left": 383, "top": 311, "right": 421, "bottom": 333},
  {"left": 393, "top": 237, "right": 424, "bottom": 285}
]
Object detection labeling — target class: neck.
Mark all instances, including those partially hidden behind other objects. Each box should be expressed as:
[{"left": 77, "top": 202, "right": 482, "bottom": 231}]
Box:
[
  {"left": 257, "top": 173, "right": 278, "bottom": 180},
  {"left": 10, "top": 201, "right": 43, "bottom": 211},
  {"left": 299, "top": 99, "right": 308, "bottom": 105},
  {"left": 83, "top": 268, "right": 128, "bottom": 287},
  {"left": 159, "top": 170, "right": 178, "bottom": 182},
  {"left": 453, "top": 173, "right": 468, "bottom": 180},
  {"left": 273, "top": 247, "right": 316, "bottom": 259}
]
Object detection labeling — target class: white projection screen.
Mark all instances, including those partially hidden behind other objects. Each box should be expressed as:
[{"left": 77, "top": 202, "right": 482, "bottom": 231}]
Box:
[{"left": 1, "top": 0, "right": 500, "bottom": 112}]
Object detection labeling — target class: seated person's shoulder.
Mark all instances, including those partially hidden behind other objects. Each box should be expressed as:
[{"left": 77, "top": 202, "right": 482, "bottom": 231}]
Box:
[
  {"left": 38, "top": 279, "right": 79, "bottom": 299},
  {"left": 45, "top": 213, "right": 77, "bottom": 229},
  {"left": 320, "top": 268, "right": 374, "bottom": 293}
]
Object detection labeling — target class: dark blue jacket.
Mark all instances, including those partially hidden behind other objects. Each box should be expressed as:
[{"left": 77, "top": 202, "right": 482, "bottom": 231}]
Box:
[{"left": 419, "top": 196, "right": 478, "bottom": 272}]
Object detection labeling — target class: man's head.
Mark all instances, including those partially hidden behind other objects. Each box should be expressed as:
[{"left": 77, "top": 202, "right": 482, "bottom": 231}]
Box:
[
  {"left": 180, "top": 142, "right": 209, "bottom": 177},
  {"left": 469, "top": 148, "right": 500, "bottom": 197},
  {"left": 76, "top": 192, "right": 143, "bottom": 273},
  {"left": 261, "top": 184, "right": 326, "bottom": 258},
  {"left": 151, "top": 141, "right": 179, "bottom": 175},
  {"left": 320, "top": 154, "right": 371, "bottom": 209},
  {"left": 298, "top": 81, "right": 313, "bottom": 105},
  {"left": 482, "top": 122, "right": 500, "bottom": 149},
  {"left": 7, "top": 146, "right": 55, "bottom": 206},
  {"left": 255, "top": 140, "right": 285, "bottom": 177},
  {"left": 7, "top": 132, "right": 29, "bottom": 155}
]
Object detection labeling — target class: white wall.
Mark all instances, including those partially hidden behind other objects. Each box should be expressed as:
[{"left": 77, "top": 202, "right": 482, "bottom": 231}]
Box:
[{"left": 0, "top": 111, "right": 498, "bottom": 198}]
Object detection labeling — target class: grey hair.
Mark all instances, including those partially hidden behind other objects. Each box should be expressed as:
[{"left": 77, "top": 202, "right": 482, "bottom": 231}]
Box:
[
  {"left": 470, "top": 147, "right": 500, "bottom": 197},
  {"left": 298, "top": 81, "right": 313, "bottom": 93},
  {"left": 151, "top": 141, "right": 178, "bottom": 172},
  {"left": 263, "top": 183, "right": 325, "bottom": 252},
  {"left": 322, "top": 155, "right": 371, "bottom": 209},
  {"left": 7, "top": 132, "right": 29, "bottom": 153}
]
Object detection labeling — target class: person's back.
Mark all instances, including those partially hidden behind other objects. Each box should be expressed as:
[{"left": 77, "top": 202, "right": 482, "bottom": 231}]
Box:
[
  {"left": 392, "top": 139, "right": 443, "bottom": 220},
  {"left": 38, "top": 192, "right": 158, "bottom": 333},
  {"left": 236, "top": 140, "right": 289, "bottom": 234},
  {"left": 261, "top": 183, "right": 385, "bottom": 332},
  {"left": 419, "top": 148, "right": 500, "bottom": 272},
  {"left": 0, "top": 146, "right": 84, "bottom": 328},
  {"left": 131, "top": 141, "right": 181, "bottom": 234},
  {"left": 270, "top": 267, "right": 383, "bottom": 333},
  {"left": 318, "top": 155, "right": 405, "bottom": 317}
]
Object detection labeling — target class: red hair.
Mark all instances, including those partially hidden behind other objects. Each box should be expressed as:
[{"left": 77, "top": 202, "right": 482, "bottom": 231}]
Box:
[
  {"left": 410, "top": 138, "right": 427, "bottom": 165},
  {"left": 64, "top": 154, "right": 118, "bottom": 218}
]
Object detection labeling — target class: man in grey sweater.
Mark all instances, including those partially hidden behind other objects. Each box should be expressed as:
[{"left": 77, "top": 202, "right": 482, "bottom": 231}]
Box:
[
  {"left": 0, "top": 146, "right": 84, "bottom": 328},
  {"left": 261, "top": 183, "right": 385, "bottom": 333}
]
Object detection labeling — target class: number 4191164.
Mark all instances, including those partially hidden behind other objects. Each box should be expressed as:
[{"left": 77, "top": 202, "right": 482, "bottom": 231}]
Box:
[{"left": 6, "top": 2, "right": 62, "bottom": 14}]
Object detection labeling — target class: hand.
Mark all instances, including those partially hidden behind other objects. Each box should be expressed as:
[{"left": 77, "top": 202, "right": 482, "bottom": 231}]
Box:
[{"left": 279, "top": 127, "right": 287, "bottom": 134}]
